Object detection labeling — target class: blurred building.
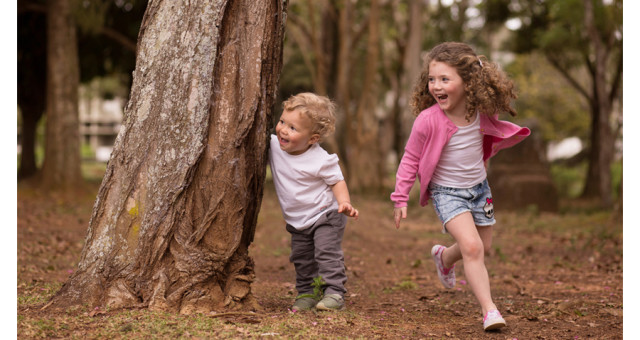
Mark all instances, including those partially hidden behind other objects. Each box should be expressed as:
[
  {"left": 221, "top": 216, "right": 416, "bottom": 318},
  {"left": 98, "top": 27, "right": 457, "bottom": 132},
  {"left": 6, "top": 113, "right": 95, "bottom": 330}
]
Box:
[
  {"left": 17, "top": 85, "right": 125, "bottom": 163},
  {"left": 78, "top": 86, "right": 124, "bottom": 162}
]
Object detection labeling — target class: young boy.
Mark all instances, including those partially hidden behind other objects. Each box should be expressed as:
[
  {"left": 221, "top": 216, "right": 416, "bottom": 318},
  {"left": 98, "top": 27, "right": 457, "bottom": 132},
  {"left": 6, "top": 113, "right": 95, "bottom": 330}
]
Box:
[{"left": 269, "top": 92, "right": 359, "bottom": 312}]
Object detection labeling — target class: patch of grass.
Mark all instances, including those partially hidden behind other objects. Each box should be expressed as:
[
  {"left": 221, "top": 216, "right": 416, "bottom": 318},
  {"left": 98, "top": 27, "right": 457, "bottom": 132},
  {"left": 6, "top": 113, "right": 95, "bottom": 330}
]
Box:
[
  {"left": 18, "top": 282, "right": 63, "bottom": 306},
  {"left": 270, "top": 246, "right": 290, "bottom": 257},
  {"left": 494, "top": 246, "right": 508, "bottom": 263},
  {"left": 384, "top": 278, "right": 418, "bottom": 293},
  {"left": 20, "top": 308, "right": 284, "bottom": 339},
  {"left": 396, "top": 280, "right": 418, "bottom": 290}
]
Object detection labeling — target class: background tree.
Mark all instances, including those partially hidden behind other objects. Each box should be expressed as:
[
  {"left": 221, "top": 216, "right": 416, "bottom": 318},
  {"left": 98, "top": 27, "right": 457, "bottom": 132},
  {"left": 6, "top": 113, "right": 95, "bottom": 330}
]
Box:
[
  {"left": 40, "top": 0, "right": 82, "bottom": 189},
  {"left": 17, "top": 3, "right": 46, "bottom": 179},
  {"left": 47, "top": 0, "right": 287, "bottom": 313},
  {"left": 75, "top": 0, "right": 145, "bottom": 92},
  {"left": 345, "top": 0, "right": 383, "bottom": 192},
  {"left": 507, "top": 53, "right": 589, "bottom": 144},
  {"left": 379, "top": 0, "right": 424, "bottom": 175},
  {"left": 284, "top": 0, "right": 399, "bottom": 193},
  {"left": 510, "top": 0, "right": 623, "bottom": 207},
  {"left": 17, "top": 0, "right": 145, "bottom": 182}
]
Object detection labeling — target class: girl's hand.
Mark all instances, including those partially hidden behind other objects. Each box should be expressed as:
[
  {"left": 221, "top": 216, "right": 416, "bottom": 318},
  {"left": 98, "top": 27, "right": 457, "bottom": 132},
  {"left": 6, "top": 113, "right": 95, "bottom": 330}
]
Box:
[
  {"left": 394, "top": 207, "right": 407, "bottom": 229},
  {"left": 338, "top": 202, "right": 359, "bottom": 220}
]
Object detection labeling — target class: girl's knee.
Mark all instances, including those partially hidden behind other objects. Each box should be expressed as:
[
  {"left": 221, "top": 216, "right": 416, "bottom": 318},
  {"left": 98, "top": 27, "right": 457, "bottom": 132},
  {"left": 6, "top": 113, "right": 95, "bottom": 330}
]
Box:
[{"left": 462, "top": 241, "right": 484, "bottom": 260}]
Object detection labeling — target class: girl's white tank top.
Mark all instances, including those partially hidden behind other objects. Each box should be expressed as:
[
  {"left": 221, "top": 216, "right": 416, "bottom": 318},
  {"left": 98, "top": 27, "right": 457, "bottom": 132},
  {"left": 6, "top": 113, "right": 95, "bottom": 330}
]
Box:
[{"left": 431, "top": 114, "right": 486, "bottom": 188}]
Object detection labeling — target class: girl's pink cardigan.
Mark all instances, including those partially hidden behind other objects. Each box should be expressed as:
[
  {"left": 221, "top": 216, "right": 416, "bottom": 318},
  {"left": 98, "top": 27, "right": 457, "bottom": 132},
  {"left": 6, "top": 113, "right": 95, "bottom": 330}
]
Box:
[{"left": 391, "top": 105, "right": 531, "bottom": 208}]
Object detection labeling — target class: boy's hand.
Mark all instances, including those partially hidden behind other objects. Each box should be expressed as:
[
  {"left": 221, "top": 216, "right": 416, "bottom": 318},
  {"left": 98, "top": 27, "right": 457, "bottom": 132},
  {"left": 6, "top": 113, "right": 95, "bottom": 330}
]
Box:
[
  {"left": 338, "top": 202, "right": 359, "bottom": 220},
  {"left": 394, "top": 207, "right": 407, "bottom": 229}
]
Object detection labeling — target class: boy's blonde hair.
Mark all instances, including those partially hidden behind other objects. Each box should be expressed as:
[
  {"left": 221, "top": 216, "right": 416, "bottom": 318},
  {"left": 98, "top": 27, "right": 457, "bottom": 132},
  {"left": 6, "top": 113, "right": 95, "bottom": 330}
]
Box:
[
  {"left": 411, "top": 42, "right": 517, "bottom": 121},
  {"left": 282, "top": 92, "right": 337, "bottom": 141}
]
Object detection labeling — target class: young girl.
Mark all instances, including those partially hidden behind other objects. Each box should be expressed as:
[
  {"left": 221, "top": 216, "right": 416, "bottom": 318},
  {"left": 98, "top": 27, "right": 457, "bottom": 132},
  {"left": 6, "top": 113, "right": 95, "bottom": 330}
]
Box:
[{"left": 391, "top": 42, "right": 530, "bottom": 331}]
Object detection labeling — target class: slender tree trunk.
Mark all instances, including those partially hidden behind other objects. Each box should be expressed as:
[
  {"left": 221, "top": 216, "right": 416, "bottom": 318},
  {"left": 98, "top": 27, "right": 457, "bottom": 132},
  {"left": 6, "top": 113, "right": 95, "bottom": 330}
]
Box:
[
  {"left": 47, "top": 0, "right": 286, "bottom": 313},
  {"left": 334, "top": 0, "right": 353, "bottom": 171},
  {"left": 18, "top": 110, "right": 42, "bottom": 179},
  {"left": 348, "top": 0, "right": 382, "bottom": 192},
  {"left": 18, "top": 9, "right": 47, "bottom": 180},
  {"left": 394, "top": 0, "right": 423, "bottom": 159},
  {"left": 40, "top": 0, "right": 81, "bottom": 189},
  {"left": 580, "top": 0, "right": 613, "bottom": 207}
]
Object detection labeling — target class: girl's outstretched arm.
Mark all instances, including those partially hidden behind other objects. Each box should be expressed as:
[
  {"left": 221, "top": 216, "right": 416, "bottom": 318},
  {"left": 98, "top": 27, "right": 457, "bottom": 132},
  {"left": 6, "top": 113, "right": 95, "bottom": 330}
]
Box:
[{"left": 394, "top": 206, "right": 407, "bottom": 229}]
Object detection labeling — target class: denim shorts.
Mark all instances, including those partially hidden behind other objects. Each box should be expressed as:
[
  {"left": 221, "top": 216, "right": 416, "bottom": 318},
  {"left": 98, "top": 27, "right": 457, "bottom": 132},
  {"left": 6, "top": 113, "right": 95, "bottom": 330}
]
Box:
[{"left": 429, "top": 179, "right": 496, "bottom": 233}]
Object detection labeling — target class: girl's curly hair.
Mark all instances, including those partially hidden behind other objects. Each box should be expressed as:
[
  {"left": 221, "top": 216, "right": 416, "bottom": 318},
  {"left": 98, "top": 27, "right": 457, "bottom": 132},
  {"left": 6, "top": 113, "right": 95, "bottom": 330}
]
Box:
[
  {"left": 410, "top": 42, "right": 517, "bottom": 121},
  {"left": 282, "top": 92, "right": 337, "bottom": 141}
]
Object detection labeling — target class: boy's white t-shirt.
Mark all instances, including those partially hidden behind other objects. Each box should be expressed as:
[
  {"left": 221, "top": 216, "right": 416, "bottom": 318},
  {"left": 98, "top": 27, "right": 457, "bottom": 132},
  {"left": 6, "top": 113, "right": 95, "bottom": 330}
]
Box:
[{"left": 269, "top": 134, "right": 344, "bottom": 230}]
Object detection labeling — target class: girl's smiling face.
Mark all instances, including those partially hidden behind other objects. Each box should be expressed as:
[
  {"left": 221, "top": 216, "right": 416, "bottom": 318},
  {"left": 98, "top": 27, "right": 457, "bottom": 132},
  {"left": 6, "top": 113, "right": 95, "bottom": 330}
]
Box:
[
  {"left": 428, "top": 61, "right": 467, "bottom": 117},
  {"left": 275, "top": 109, "right": 319, "bottom": 155}
]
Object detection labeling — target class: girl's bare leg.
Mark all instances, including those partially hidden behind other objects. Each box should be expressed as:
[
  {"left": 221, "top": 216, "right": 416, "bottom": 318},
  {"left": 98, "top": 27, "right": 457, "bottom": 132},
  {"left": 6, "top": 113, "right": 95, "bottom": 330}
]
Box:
[
  {"left": 442, "top": 222, "right": 493, "bottom": 267},
  {"left": 442, "top": 212, "right": 496, "bottom": 315}
]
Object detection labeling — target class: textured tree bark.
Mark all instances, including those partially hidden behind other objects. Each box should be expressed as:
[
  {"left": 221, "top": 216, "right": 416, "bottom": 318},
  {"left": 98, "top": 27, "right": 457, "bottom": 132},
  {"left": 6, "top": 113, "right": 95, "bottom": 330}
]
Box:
[
  {"left": 580, "top": 0, "right": 613, "bottom": 207},
  {"left": 48, "top": 0, "right": 287, "bottom": 314},
  {"left": 41, "top": 0, "right": 81, "bottom": 189},
  {"left": 347, "top": 0, "right": 383, "bottom": 192}
]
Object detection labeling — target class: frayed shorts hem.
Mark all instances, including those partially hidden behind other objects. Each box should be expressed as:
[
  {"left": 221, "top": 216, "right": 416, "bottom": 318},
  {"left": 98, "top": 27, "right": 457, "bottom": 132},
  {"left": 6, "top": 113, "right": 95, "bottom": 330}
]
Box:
[
  {"left": 430, "top": 179, "right": 497, "bottom": 234},
  {"left": 440, "top": 210, "right": 496, "bottom": 233}
]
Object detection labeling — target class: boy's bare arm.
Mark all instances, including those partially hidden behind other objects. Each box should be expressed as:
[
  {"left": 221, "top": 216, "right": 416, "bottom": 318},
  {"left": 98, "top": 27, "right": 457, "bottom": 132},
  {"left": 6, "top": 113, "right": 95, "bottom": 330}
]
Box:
[{"left": 331, "top": 180, "right": 359, "bottom": 219}]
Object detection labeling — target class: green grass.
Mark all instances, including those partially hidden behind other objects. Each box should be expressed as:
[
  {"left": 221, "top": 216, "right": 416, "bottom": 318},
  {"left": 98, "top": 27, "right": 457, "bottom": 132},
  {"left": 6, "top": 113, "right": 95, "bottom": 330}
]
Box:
[
  {"left": 18, "top": 282, "right": 63, "bottom": 305},
  {"left": 18, "top": 305, "right": 384, "bottom": 339},
  {"left": 550, "top": 160, "right": 622, "bottom": 200}
]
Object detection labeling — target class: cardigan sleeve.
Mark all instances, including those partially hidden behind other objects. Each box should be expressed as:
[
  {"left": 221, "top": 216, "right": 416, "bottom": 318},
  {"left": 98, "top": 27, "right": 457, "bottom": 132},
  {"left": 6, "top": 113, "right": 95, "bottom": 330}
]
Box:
[
  {"left": 481, "top": 115, "right": 531, "bottom": 161},
  {"left": 390, "top": 115, "right": 427, "bottom": 208}
]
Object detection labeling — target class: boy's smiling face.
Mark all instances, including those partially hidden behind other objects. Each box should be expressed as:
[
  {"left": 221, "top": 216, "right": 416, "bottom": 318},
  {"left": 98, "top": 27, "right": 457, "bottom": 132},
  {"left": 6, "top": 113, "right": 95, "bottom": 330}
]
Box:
[{"left": 275, "top": 109, "right": 319, "bottom": 155}]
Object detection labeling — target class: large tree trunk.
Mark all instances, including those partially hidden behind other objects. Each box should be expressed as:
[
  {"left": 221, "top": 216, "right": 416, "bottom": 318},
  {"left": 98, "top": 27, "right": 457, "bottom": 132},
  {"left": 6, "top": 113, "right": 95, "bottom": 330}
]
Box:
[
  {"left": 40, "top": 0, "right": 81, "bottom": 189},
  {"left": 47, "top": 0, "right": 286, "bottom": 313}
]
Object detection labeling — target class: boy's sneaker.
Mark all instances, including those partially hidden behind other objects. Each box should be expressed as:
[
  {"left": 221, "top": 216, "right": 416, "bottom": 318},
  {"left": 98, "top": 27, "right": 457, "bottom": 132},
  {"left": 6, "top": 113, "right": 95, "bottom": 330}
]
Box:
[
  {"left": 483, "top": 309, "right": 506, "bottom": 331},
  {"left": 431, "top": 245, "right": 456, "bottom": 288},
  {"left": 315, "top": 294, "right": 345, "bottom": 311},
  {"left": 291, "top": 296, "right": 317, "bottom": 312}
]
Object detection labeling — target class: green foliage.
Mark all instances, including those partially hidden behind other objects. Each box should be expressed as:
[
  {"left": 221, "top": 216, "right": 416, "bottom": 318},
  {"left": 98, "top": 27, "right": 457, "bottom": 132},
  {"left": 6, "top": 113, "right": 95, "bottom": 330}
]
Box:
[
  {"left": 550, "top": 162, "right": 586, "bottom": 199},
  {"left": 81, "top": 143, "right": 95, "bottom": 160},
  {"left": 611, "top": 160, "right": 622, "bottom": 199},
  {"left": 297, "top": 276, "right": 326, "bottom": 301},
  {"left": 511, "top": 0, "right": 622, "bottom": 74},
  {"left": 73, "top": 0, "right": 110, "bottom": 35},
  {"left": 507, "top": 53, "right": 589, "bottom": 143},
  {"left": 550, "top": 160, "right": 622, "bottom": 201}
]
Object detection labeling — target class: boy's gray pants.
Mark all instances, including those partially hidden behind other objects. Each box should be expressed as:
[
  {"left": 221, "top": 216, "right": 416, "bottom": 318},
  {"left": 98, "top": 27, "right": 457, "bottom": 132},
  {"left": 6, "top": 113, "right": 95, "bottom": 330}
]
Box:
[{"left": 286, "top": 209, "right": 347, "bottom": 297}]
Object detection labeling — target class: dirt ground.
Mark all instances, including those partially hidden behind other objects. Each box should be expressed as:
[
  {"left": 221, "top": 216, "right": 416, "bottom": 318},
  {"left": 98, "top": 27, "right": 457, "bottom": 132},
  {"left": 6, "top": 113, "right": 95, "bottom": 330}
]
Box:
[{"left": 17, "top": 180, "right": 623, "bottom": 339}]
